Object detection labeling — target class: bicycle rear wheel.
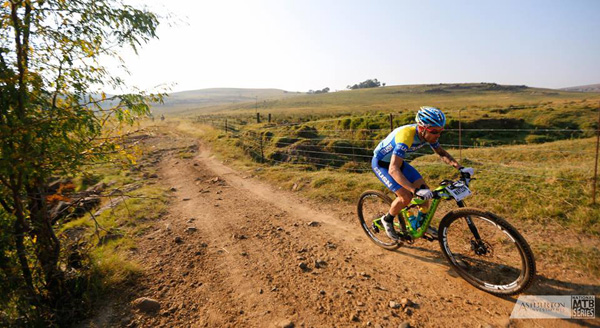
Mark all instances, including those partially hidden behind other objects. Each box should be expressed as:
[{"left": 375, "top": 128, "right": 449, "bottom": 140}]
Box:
[
  {"left": 357, "top": 190, "right": 399, "bottom": 250},
  {"left": 438, "top": 208, "right": 535, "bottom": 296}
]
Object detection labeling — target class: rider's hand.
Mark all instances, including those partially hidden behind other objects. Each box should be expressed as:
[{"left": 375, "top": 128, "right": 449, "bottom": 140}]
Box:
[
  {"left": 459, "top": 167, "right": 474, "bottom": 178},
  {"left": 414, "top": 187, "right": 433, "bottom": 200}
]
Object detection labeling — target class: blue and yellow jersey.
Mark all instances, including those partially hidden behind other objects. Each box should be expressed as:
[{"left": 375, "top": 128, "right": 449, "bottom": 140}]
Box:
[{"left": 373, "top": 124, "right": 440, "bottom": 162}]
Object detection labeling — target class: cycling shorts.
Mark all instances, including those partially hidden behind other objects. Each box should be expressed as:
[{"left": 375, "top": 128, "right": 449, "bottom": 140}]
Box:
[{"left": 371, "top": 156, "right": 422, "bottom": 192}]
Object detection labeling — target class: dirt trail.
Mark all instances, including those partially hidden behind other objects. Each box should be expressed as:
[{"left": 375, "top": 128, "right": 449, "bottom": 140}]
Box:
[{"left": 106, "top": 131, "right": 598, "bottom": 328}]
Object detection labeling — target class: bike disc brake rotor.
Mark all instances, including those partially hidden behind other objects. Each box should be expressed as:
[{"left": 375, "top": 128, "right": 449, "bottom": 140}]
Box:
[
  {"left": 445, "top": 216, "right": 524, "bottom": 288},
  {"left": 470, "top": 238, "right": 493, "bottom": 257}
]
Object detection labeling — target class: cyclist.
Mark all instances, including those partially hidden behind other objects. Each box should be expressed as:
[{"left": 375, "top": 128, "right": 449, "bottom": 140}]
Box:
[{"left": 372, "top": 106, "right": 474, "bottom": 240}]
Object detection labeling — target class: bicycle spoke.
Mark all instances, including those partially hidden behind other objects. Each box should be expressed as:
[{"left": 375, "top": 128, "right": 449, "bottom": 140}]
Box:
[
  {"left": 444, "top": 215, "right": 526, "bottom": 290},
  {"left": 357, "top": 191, "right": 399, "bottom": 250}
]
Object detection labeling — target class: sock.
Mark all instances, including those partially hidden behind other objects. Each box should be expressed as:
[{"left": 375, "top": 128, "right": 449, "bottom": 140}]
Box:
[{"left": 383, "top": 213, "right": 395, "bottom": 223}]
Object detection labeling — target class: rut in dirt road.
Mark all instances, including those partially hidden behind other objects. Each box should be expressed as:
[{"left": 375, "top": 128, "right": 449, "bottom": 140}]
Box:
[{"left": 116, "top": 133, "right": 595, "bottom": 328}]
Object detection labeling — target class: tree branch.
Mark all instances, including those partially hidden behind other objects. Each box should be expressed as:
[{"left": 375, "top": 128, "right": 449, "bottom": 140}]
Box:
[{"left": 0, "top": 197, "right": 14, "bottom": 214}]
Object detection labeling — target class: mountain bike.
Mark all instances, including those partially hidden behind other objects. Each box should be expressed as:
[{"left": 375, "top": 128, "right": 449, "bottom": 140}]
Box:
[{"left": 357, "top": 172, "right": 536, "bottom": 296}]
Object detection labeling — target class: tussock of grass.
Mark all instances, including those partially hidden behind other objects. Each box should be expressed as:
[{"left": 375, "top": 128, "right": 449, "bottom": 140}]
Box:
[
  {"left": 92, "top": 239, "right": 142, "bottom": 285},
  {"left": 62, "top": 183, "right": 168, "bottom": 287}
]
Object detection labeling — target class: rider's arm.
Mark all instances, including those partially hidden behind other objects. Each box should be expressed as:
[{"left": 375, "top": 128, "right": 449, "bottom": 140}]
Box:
[
  {"left": 433, "top": 146, "right": 461, "bottom": 169},
  {"left": 389, "top": 154, "right": 417, "bottom": 193}
]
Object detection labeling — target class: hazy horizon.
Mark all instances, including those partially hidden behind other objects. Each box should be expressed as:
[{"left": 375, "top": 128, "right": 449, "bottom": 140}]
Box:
[{"left": 156, "top": 82, "right": 598, "bottom": 95}]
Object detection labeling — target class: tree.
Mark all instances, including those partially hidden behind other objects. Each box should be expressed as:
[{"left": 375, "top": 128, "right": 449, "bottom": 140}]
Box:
[
  {"left": 347, "top": 79, "right": 383, "bottom": 89},
  {"left": 0, "top": 0, "right": 161, "bottom": 323},
  {"left": 313, "top": 87, "right": 330, "bottom": 94}
]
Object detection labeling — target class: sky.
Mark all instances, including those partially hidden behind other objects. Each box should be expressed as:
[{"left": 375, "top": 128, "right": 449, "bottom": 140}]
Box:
[{"left": 113, "top": 0, "right": 600, "bottom": 93}]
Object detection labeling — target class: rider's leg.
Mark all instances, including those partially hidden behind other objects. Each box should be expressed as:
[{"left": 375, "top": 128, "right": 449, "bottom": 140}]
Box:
[
  {"left": 381, "top": 186, "right": 413, "bottom": 240},
  {"left": 389, "top": 187, "right": 413, "bottom": 216},
  {"left": 411, "top": 178, "right": 437, "bottom": 235},
  {"left": 412, "top": 178, "right": 430, "bottom": 212},
  {"left": 371, "top": 157, "right": 423, "bottom": 239},
  {"left": 389, "top": 178, "right": 428, "bottom": 217}
]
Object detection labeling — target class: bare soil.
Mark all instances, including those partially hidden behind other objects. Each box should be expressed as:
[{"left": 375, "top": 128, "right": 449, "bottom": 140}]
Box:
[{"left": 90, "top": 130, "right": 599, "bottom": 328}]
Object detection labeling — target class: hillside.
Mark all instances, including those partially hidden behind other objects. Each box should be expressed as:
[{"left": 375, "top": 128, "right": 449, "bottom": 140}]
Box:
[
  {"left": 560, "top": 83, "right": 600, "bottom": 93},
  {"left": 151, "top": 88, "right": 303, "bottom": 115},
  {"left": 187, "top": 83, "right": 599, "bottom": 122},
  {"left": 152, "top": 84, "right": 600, "bottom": 122}
]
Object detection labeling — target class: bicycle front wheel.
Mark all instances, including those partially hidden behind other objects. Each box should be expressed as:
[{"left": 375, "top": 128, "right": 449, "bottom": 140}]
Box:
[
  {"left": 357, "top": 190, "right": 399, "bottom": 250},
  {"left": 438, "top": 208, "right": 535, "bottom": 296}
]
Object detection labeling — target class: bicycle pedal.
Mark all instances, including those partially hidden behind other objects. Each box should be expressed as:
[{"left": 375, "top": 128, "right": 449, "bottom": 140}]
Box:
[
  {"left": 398, "top": 233, "right": 414, "bottom": 244},
  {"left": 425, "top": 227, "right": 438, "bottom": 240},
  {"left": 422, "top": 234, "right": 435, "bottom": 242}
]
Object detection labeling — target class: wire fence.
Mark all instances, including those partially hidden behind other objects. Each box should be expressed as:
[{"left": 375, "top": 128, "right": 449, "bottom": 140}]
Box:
[{"left": 195, "top": 104, "right": 600, "bottom": 203}]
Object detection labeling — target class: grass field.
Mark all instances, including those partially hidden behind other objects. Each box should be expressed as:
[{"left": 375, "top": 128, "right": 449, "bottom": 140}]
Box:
[{"left": 171, "top": 83, "right": 599, "bottom": 131}]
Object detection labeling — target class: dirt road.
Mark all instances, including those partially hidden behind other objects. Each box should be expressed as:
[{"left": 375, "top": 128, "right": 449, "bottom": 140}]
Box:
[{"left": 100, "top": 131, "right": 598, "bottom": 328}]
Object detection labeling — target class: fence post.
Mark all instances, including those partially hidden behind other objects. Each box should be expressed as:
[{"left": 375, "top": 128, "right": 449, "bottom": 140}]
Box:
[
  {"left": 225, "top": 119, "right": 227, "bottom": 133},
  {"left": 459, "top": 108, "right": 462, "bottom": 162},
  {"left": 351, "top": 129, "right": 357, "bottom": 164},
  {"left": 390, "top": 113, "right": 393, "bottom": 132},
  {"left": 259, "top": 134, "right": 264, "bottom": 163},
  {"left": 256, "top": 112, "right": 260, "bottom": 124},
  {"left": 593, "top": 103, "right": 600, "bottom": 204},
  {"left": 268, "top": 113, "right": 271, "bottom": 123}
]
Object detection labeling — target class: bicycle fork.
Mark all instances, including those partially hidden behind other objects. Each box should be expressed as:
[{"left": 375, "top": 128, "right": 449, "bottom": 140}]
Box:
[{"left": 457, "top": 200, "right": 490, "bottom": 255}]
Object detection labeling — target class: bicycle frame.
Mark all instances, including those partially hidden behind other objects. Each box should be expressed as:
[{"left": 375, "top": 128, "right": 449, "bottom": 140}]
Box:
[{"left": 373, "top": 184, "right": 459, "bottom": 239}]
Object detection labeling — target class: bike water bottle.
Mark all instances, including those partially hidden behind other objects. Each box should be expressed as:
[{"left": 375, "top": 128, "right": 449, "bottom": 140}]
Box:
[
  {"left": 407, "top": 209, "right": 419, "bottom": 230},
  {"left": 415, "top": 211, "right": 425, "bottom": 230},
  {"left": 415, "top": 203, "right": 430, "bottom": 231}
]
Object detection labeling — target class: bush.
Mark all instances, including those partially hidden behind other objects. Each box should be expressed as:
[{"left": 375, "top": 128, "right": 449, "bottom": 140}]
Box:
[
  {"left": 525, "top": 135, "right": 556, "bottom": 144},
  {"left": 292, "top": 126, "right": 319, "bottom": 139},
  {"left": 274, "top": 137, "right": 298, "bottom": 148},
  {"left": 323, "top": 140, "right": 355, "bottom": 155}
]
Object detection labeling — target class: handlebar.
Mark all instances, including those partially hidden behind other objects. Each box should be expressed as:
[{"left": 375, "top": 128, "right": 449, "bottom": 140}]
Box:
[
  {"left": 412, "top": 172, "right": 473, "bottom": 201},
  {"left": 460, "top": 171, "right": 472, "bottom": 187}
]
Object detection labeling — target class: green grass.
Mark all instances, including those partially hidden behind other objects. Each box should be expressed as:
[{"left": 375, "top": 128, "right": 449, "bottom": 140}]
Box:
[
  {"left": 91, "top": 238, "right": 142, "bottom": 286},
  {"left": 58, "top": 138, "right": 170, "bottom": 295}
]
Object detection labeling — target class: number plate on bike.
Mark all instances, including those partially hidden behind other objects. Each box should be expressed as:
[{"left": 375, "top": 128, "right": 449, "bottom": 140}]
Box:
[{"left": 447, "top": 182, "right": 472, "bottom": 201}]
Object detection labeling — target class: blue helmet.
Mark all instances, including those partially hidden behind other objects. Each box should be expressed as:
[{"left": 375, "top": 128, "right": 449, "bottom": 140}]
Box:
[{"left": 415, "top": 106, "right": 446, "bottom": 127}]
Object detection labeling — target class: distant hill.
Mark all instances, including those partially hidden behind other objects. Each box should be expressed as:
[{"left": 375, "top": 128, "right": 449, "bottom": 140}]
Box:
[
  {"left": 152, "top": 88, "right": 303, "bottom": 115},
  {"left": 191, "top": 82, "right": 599, "bottom": 119},
  {"left": 150, "top": 83, "right": 600, "bottom": 118},
  {"left": 559, "top": 84, "right": 600, "bottom": 93}
]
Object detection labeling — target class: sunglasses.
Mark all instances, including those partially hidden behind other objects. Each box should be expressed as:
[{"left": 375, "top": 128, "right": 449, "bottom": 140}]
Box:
[{"left": 424, "top": 127, "right": 443, "bottom": 135}]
